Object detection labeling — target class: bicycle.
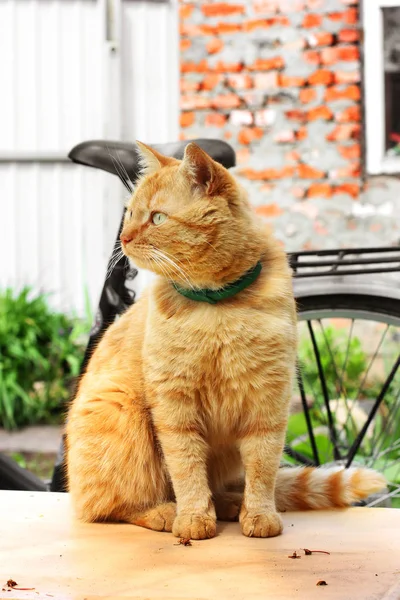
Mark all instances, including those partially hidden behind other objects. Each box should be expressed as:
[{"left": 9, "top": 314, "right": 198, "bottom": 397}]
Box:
[{"left": 1, "top": 139, "right": 399, "bottom": 508}]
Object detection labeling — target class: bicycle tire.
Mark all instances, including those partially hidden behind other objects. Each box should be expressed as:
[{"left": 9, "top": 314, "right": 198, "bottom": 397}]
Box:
[{"left": 289, "top": 280, "right": 400, "bottom": 507}]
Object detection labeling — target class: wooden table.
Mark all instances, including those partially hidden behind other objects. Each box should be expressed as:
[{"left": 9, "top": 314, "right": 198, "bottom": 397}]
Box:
[{"left": 0, "top": 491, "right": 399, "bottom": 600}]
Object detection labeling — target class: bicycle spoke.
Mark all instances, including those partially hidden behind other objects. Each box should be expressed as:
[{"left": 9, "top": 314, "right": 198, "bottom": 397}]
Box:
[
  {"left": 307, "top": 320, "right": 341, "bottom": 460},
  {"left": 353, "top": 324, "right": 389, "bottom": 402},
  {"left": 296, "top": 367, "right": 320, "bottom": 466},
  {"left": 346, "top": 353, "right": 400, "bottom": 466},
  {"left": 319, "top": 319, "right": 346, "bottom": 399}
]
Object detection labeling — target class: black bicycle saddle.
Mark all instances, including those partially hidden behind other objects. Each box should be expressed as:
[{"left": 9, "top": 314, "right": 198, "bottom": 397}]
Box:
[{"left": 68, "top": 139, "right": 236, "bottom": 184}]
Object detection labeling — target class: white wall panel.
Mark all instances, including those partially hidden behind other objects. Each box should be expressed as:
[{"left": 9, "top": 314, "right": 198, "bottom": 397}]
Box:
[
  {"left": 0, "top": 164, "right": 120, "bottom": 316},
  {"left": 121, "top": 0, "right": 179, "bottom": 144},
  {"left": 0, "top": 0, "right": 179, "bottom": 316}
]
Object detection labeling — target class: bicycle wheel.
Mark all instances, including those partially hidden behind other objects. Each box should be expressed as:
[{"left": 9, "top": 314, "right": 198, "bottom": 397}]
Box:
[{"left": 286, "top": 284, "right": 400, "bottom": 508}]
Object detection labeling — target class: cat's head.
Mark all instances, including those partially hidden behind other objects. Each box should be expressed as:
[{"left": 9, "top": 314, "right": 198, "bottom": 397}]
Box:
[{"left": 120, "top": 142, "right": 263, "bottom": 289}]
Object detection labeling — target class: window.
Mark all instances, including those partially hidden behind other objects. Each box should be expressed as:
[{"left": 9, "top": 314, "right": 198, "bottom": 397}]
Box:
[{"left": 363, "top": 0, "right": 400, "bottom": 173}]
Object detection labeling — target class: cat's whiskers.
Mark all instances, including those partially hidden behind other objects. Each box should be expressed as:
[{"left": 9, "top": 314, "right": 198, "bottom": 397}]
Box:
[
  {"left": 150, "top": 248, "right": 195, "bottom": 290},
  {"left": 107, "top": 146, "right": 134, "bottom": 193},
  {"left": 154, "top": 247, "right": 194, "bottom": 274},
  {"left": 115, "top": 149, "right": 136, "bottom": 192},
  {"left": 106, "top": 244, "right": 125, "bottom": 278},
  {"left": 146, "top": 250, "right": 174, "bottom": 282}
]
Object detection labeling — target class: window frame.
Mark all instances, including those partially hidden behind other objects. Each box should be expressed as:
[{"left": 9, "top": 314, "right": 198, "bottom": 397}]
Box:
[{"left": 363, "top": 0, "right": 400, "bottom": 174}]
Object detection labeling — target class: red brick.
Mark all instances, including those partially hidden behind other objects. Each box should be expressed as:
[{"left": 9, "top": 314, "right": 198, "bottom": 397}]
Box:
[
  {"left": 308, "top": 32, "right": 334, "bottom": 47},
  {"left": 299, "top": 88, "right": 317, "bottom": 104},
  {"left": 307, "top": 183, "right": 333, "bottom": 198},
  {"left": 201, "top": 74, "right": 223, "bottom": 90},
  {"left": 207, "top": 38, "right": 224, "bottom": 54},
  {"left": 303, "top": 50, "right": 321, "bottom": 65},
  {"left": 212, "top": 93, "right": 241, "bottom": 109},
  {"left": 334, "top": 70, "right": 360, "bottom": 84},
  {"left": 230, "top": 110, "right": 253, "bottom": 126},
  {"left": 180, "top": 79, "right": 200, "bottom": 92},
  {"left": 215, "top": 23, "right": 242, "bottom": 34},
  {"left": 255, "top": 109, "right": 276, "bottom": 126},
  {"left": 325, "top": 84, "right": 360, "bottom": 102},
  {"left": 239, "top": 166, "right": 295, "bottom": 180},
  {"left": 326, "top": 123, "right": 361, "bottom": 141},
  {"left": 244, "top": 17, "right": 289, "bottom": 31},
  {"left": 308, "top": 69, "right": 334, "bottom": 85},
  {"left": 284, "top": 38, "right": 307, "bottom": 51},
  {"left": 328, "top": 8, "right": 358, "bottom": 24},
  {"left": 344, "top": 7, "right": 358, "bottom": 24},
  {"left": 252, "top": 0, "right": 279, "bottom": 14},
  {"left": 274, "top": 130, "right": 296, "bottom": 143},
  {"left": 212, "top": 61, "right": 244, "bottom": 73},
  {"left": 307, "top": 0, "right": 323, "bottom": 7},
  {"left": 279, "top": 74, "right": 306, "bottom": 87},
  {"left": 285, "top": 109, "right": 306, "bottom": 122},
  {"left": 180, "top": 39, "right": 192, "bottom": 52},
  {"left": 255, "top": 203, "right": 284, "bottom": 217},
  {"left": 307, "top": 106, "right": 334, "bottom": 121},
  {"left": 296, "top": 126, "right": 308, "bottom": 141},
  {"left": 224, "top": 131, "right": 233, "bottom": 140},
  {"left": 337, "top": 143, "right": 361, "bottom": 160},
  {"left": 181, "top": 60, "right": 208, "bottom": 73},
  {"left": 254, "top": 72, "right": 279, "bottom": 89},
  {"left": 297, "top": 164, "right": 325, "bottom": 179},
  {"left": 249, "top": 57, "right": 285, "bottom": 71},
  {"left": 321, "top": 46, "right": 359, "bottom": 65},
  {"left": 302, "top": 13, "right": 323, "bottom": 28},
  {"left": 336, "top": 105, "right": 361, "bottom": 122},
  {"left": 180, "top": 4, "right": 194, "bottom": 19},
  {"left": 341, "top": 0, "right": 359, "bottom": 4},
  {"left": 238, "top": 127, "right": 264, "bottom": 145},
  {"left": 292, "top": 186, "right": 307, "bottom": 199},
  {"left": 227, "top": 74, "right": 253, "bottom": 89},
  {"left": 285, "top": 150, "right": 301, "bottom": 162},
  {"left": 205, "top": 113, "right": 227, "bottom": 127},
  {"left": 338, "top": 28, "right": 360, "bottom": 43},
  {"left": 334, "top": 183, "right": 360, "bottom": 198},
  {"left": 328, "top": 11, "right": 346, "bottom": 21},
  {"left": 330, "top": 163, "right": 361, "bottom": 178},
  {"left": 201, "top": 3, "right": 245, "bottom": 17},
  {"left": 180, "top": 112, "right": 195, "bottom": 128},
  {"left": 180, "top": 95, "right": 212, "bottom": 110}
]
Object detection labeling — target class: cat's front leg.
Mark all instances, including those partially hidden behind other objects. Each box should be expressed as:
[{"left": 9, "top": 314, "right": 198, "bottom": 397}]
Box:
[
  {"left": 238, "top": 427, "right": 286, "bottom": 538},
  {"left": 152, "top": 400, "right": 216, "bottom": 540}
]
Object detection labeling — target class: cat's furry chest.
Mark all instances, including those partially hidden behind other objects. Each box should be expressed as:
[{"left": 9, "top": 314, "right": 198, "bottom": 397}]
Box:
[{"left": 144, "top": 300, "right": 296, "bottom": 431}]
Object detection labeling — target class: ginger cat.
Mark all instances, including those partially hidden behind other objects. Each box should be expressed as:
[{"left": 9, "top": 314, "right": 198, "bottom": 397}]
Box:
[{"left": 67, "top": 142, "right": 385, "bottom": 540}]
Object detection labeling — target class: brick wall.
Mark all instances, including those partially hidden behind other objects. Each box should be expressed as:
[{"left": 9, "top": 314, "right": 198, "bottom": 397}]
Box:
[{"left": 179, "top": 0, "right": 400, "bottom": 250}]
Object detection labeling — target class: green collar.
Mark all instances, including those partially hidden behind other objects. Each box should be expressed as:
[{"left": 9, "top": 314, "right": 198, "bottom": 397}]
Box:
[{"left": 173, "top": 261, "right": 262, "bottom": 305}]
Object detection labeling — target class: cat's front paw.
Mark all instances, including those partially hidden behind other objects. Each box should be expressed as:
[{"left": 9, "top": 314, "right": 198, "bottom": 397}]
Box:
[
  {"left": 173, "top": 513, "right": 217, "bottom": 540},
  {"left": 240, "top": 509, "right": 283, "bottom": 538}
]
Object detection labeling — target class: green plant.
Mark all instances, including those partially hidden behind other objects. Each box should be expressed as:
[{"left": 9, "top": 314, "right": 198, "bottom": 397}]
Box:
[
  {"left": 298, "top": 326, "right": 370, "bottom": 401},
  {"left": 286, "top": 324, "right": 400, "bottom": 506},
  {"left": 0, "top": 287, "right": 91, "bottom": 430}
]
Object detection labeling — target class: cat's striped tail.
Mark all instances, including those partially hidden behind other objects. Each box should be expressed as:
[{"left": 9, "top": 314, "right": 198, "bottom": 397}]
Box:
[{"left": 275, "top": 466, "right": 387, "bottom": 510}]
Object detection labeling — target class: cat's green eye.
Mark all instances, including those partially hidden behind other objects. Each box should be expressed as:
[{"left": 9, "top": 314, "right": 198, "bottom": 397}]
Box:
[{"left": 152, "top": 212, "right": 167, "bottom": 226}]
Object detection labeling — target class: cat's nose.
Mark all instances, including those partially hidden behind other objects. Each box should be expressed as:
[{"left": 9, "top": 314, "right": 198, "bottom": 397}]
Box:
[{"left": 120, "top": 234, "right": 133, "bottom": 245}]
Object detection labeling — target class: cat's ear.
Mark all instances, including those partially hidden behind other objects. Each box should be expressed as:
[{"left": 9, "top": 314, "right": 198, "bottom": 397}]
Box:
[
  {"left": 135, "top": 141, "right": 176, "bottom": 176},
  {"left": 180, "top": 143, "right": 216, "bottom": 194}
]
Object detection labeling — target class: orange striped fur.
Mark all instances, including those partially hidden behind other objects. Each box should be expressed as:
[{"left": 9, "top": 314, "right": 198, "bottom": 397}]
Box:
[{"left": 66, "top": 143, "right": 385, "bottom": 540}]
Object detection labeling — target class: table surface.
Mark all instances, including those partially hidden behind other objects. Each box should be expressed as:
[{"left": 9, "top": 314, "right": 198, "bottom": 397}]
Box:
[{"left": 0, "top": 492, "right": 399, "bottom": 600}]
